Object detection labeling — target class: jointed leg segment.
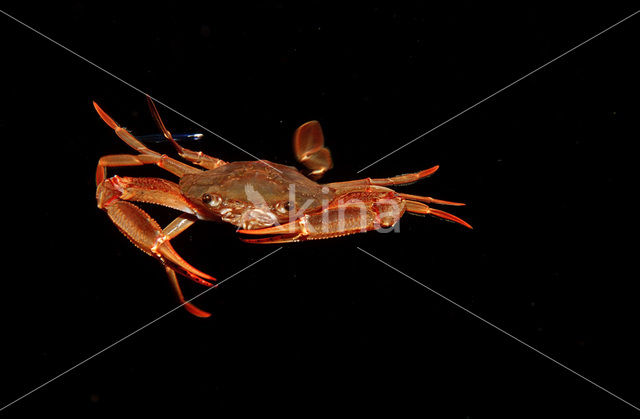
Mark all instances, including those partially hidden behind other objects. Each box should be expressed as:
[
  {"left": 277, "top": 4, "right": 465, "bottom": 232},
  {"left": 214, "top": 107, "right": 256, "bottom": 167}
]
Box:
[
  {"left": 324, "top": 165, "right": 441, "bottom": 191},
  {"left": 145, "top": 95, "right": 226, "bottom": 170}
]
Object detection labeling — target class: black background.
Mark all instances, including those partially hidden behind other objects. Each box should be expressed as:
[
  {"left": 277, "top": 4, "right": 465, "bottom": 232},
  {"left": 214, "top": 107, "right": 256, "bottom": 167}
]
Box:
[{"left": 1, "top": 2, "right": 639, "bottom": 417}]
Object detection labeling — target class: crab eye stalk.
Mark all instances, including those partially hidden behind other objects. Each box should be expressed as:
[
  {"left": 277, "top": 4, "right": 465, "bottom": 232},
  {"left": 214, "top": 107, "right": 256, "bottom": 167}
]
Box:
[
  {"left": 275, "top": 201, "right": 292, "bottom": 214},
  {"left": 202, "top": 193, "right": 222, "bottom": 207}
]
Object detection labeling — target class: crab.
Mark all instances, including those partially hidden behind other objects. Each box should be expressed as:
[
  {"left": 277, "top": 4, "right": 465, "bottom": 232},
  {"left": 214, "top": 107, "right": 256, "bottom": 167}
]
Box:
[{"left": 94, "top": 96, "right": 471, "bottom": 317}]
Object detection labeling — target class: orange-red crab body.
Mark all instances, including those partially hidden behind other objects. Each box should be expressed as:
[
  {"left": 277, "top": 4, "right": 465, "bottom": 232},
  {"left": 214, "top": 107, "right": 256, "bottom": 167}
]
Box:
[
  {"left": 94, "top": 96, "right": 471, "bottom": 317},
  {"left": 180, "top": 161, "right": 334, "bottom": 228}
]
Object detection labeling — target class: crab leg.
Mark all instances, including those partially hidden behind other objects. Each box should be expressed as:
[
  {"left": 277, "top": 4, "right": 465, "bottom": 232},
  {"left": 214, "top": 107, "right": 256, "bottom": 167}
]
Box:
[
  {"left": 396, "top": 192, "right": 466, "bottom": 207},
  {"left": 145, "top": 95, "right": 226, "bottom": 170},
  {"left": 93, "top": 102, "right": 202, "bottom": 179},
  {"left": 97, "top": 176, "right": 196, "bottom": 213},
  {"left": 95, "top": 153, "right": 198, "bottom": 185},
  {"left": 165, "top": 267, "right": 211, "bottom": 318},
  {"left": 163, "top": 213, "right": 197, "bottom": 240},
  {"left": 404, "top": 200, "right": 472, "bottom": 229},
  {"left": 324, "top": 165, "right": 440, "bottom": 191}
]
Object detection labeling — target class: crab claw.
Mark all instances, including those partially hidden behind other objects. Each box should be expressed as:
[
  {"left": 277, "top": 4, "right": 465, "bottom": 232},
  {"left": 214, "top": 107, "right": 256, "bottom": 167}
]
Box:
[
  {"left": 427, "top": 208, "right": 473, "bottom": 229},
  {"left": 104, "top": 200, "right": 217, "bottom": 284},
  {"left": 151, "top": 238, "right": 216, "bottom": 286},
  {"left": 166, "top": 267, "right": 212, "bottom": 318},
  {"left": 405, "top": 200, "right": 472, "bottom": 229}
]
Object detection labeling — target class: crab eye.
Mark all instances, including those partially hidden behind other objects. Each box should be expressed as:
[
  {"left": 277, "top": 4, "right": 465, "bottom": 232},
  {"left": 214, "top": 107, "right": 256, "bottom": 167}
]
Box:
[
  {"left": 202, "top": 193, "right": 222, "bottom": 207},
  {"left": 275, "top": 201, "right": 292, "bottom": 214}
]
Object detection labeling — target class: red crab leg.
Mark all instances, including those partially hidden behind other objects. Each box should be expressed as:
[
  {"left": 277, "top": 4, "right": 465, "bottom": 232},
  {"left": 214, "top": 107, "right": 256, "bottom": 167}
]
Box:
[
  {"left": 324, "top": 165, "right": 440, "bottom": 190},
  {"left": 145, "top": 95, "right": 226, "bottom": 170},
  {"left": 396, "top": 192, "right": 466, "bottom": 206},
  {"left": 96, "top": 154, "right": 154, "bottom": 185},
  {"left": 165, "top": 267, "right": 211, "bottom": 318},
  {"left": 404, "top": 200, "right": 472, "bottom": 229},
  {"left": 163, "top": 213, "right": 197, "bottom": 240},
  {"left": 97, "top": 176, "right": 197, "bottom": 213},
  {"left": 94, "top": 102, "right": 202, "bottom": 179}
]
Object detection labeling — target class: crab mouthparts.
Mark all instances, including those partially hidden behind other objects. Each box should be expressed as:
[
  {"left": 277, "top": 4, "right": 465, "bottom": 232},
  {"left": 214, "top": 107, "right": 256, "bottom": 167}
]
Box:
[{"left": 239, "top": 208, "right": 279, "bottom": 230}]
